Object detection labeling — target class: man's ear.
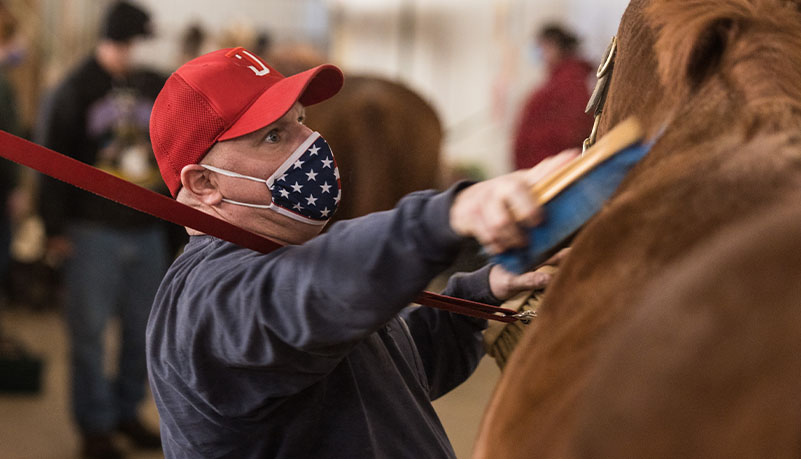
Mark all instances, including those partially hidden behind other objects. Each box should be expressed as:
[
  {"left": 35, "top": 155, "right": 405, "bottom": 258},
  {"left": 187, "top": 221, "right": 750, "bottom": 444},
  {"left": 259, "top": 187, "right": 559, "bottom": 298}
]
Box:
[{"left": 180, "top": 164, "right": 222, "bottom": 206}]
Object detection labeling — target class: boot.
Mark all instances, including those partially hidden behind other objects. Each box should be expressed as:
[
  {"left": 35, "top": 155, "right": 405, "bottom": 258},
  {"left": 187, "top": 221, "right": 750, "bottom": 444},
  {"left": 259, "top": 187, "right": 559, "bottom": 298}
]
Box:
[
  {"left": 81, "top": 432, "right": 124, "bottom": 459},
  {"left": 116, "top": 418, "right": 162, "bottom": 450}
]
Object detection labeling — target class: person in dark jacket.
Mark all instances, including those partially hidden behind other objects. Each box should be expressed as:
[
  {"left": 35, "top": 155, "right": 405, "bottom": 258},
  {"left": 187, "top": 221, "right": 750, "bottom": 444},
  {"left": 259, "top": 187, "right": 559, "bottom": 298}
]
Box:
[
  {"left": 146, "top": 47, "right": 576, "bottom": 458},
  {"left": 513, "top": 23, "right": 594, "bottom": 169},
  {"left": 35, "top": 2, "right": 166, "bottom": 457},
  {"left": 0, "top": 0, "right": 20, "bottom": 303}
]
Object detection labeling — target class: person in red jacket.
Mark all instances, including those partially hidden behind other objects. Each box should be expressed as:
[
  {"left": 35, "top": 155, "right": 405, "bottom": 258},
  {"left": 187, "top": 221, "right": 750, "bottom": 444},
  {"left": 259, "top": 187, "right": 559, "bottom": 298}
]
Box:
[{"left": 513, "top": 24, "right": 594, "bottom": 169}]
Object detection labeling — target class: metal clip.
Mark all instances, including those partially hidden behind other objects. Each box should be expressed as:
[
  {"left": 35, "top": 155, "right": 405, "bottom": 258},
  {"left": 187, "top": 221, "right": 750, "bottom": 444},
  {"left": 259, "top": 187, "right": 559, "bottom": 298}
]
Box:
[
  {"left": 596, "top": 36, "right": 617, "bottom": 79},
  {"left": 585, "top": 73, "right": 609, "bottom": 115},
  {"left": 582, "top": 35, "right": 618, "bottom": 152},
  {"left": 512, "top": 309, "right": 538, "bottom": 324},
  {"left": 583, "top": 116, "right": 602, "bottom": 153}
]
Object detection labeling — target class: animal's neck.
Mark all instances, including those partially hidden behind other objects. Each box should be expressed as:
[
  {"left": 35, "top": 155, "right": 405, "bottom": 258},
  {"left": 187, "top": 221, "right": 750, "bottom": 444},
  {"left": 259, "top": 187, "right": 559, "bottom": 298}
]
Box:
[{"left": 653, "top": 44, "right": 801, "bottom": 145}]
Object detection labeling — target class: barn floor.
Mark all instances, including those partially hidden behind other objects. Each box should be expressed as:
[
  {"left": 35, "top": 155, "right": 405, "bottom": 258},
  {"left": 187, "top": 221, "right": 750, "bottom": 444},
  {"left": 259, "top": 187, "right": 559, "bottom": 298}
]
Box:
[{"left": 0, "top": 306, "right": 500, "bottom": 459}]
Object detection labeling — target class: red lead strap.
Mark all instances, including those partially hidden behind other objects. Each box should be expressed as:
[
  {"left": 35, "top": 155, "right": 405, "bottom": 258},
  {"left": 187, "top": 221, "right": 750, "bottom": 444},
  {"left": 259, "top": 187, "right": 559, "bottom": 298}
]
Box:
[{"left": 0, "top": 130, "right": 526, "bottom": 323}]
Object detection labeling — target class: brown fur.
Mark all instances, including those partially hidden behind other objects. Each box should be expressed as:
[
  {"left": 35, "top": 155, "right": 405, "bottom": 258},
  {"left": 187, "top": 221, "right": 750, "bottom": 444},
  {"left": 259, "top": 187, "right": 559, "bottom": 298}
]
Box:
[
  {"left": 574, "top": 198, "right": 801, "bottom": 458},
  {"left": 475, "top": 0, "right": 801, "bottom": 457}
]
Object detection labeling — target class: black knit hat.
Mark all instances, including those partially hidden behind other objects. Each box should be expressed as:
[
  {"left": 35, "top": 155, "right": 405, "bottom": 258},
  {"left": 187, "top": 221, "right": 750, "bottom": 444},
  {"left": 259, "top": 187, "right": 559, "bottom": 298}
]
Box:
[{"left": 101, "top": 1, "right": 152, "bottom": 42}]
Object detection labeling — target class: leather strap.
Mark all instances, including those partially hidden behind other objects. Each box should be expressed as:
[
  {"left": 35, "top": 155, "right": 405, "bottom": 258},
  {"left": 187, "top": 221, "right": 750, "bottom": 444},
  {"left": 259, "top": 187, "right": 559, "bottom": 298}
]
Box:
[{"left": 0, "top": 130, "right": 523, "bottom": 322}]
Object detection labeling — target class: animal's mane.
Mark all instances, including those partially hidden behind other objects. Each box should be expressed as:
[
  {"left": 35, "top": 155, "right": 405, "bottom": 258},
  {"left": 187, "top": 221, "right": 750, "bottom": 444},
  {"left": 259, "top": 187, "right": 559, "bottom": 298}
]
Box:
[
  {"left": 646, "top": 0, "right": 801, "bottom": 132},
  {"left": 475, "top": 1, "right": 801, "bottom": 457}
]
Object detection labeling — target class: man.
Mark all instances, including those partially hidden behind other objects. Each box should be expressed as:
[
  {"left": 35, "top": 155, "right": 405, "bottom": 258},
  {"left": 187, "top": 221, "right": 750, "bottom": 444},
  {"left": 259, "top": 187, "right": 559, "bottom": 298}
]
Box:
[
  {"left": 147, "top": 47, "right": 575, "bottom": 458},
  {"left": 0, "top": 0, "right": 20, "bottom": 305},
  {"left": 36, "top": 2, "right": 166, "bottom": 457}
]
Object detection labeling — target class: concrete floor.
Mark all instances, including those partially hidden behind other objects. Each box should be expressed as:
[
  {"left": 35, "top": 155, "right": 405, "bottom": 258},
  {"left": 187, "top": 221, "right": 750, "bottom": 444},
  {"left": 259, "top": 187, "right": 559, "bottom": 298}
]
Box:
[{"left": 0, "top": 307, "right": 500, "bottom": 459}]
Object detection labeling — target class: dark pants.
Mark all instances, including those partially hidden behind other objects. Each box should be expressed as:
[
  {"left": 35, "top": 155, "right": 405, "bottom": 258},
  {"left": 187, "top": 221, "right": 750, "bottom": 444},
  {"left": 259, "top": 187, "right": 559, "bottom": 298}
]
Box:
[{"left": 64, "top": 223, "right": 167, "bottom": 433}]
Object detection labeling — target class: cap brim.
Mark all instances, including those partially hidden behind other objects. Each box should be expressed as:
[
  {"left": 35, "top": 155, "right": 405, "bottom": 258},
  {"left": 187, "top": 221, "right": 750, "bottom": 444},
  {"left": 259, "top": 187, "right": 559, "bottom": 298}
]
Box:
[{"left": 218, "top": 64, "right": 344, "bottom": 141}]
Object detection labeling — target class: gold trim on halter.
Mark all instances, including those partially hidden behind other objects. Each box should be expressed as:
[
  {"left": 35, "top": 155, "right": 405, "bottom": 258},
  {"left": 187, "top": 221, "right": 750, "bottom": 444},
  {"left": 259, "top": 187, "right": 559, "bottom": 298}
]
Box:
[{"left": 583, "top": 35, "right": 618, "bottom": 152}]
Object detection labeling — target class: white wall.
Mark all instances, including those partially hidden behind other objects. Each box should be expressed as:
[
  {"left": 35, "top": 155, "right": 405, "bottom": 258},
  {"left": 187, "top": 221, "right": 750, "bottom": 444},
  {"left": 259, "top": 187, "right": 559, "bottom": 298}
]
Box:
[
  {"left": 326, "top": 0, "right": 628, "bottom": 177},
  {"left": 129, "top": 0, "right": 628, "bottom": 176},
  {"left": 132, "top": 0, "right": 330, "bottom": 71}
]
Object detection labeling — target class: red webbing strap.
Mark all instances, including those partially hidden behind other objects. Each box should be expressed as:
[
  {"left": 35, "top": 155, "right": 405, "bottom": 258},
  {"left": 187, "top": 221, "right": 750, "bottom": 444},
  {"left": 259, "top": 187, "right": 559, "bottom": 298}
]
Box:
[
  {"left": 0, "top": 130, "right": 522, "bottom": 323},
  {"left": 416, "top": 292, "right": 519, "bottom": 323},
  {"left": 0, "top": 131, "right": 281, "bottom": 254}
]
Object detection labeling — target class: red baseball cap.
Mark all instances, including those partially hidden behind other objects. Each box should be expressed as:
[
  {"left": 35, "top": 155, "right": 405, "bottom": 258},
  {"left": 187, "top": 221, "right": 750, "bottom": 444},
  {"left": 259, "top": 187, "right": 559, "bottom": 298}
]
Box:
[{"left": 150, "top": 47, "right": 344, "bottom": 196}]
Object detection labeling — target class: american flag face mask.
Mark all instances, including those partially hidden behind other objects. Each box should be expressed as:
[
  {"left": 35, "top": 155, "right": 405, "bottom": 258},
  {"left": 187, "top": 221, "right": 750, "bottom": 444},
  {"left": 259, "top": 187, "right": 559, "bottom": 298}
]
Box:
[{"left": 202, "top": 131, "right": 341, "bottom": 225}]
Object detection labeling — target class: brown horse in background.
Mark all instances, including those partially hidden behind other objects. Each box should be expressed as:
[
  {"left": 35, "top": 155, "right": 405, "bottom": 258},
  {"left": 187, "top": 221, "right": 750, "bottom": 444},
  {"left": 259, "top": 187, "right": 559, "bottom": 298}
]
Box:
[
  {"left": 475, "top": 0, "right": 801, "bottom": 457},
  {"left": 305, "top": 76, "right": 442, "bottom": 222},
  {"left": 266, "top": 45, "right": 444, "bottom": 222}
]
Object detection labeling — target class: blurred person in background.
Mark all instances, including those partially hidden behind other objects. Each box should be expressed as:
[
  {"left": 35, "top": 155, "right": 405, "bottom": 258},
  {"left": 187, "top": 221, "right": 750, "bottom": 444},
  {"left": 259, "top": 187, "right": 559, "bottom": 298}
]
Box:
[
  {"left": 0, "top": 0, "right": 21, "bottom": 307},
  {"left": 35, "top": 2, "right": 167, "bottom": 457},
  {"left": 176, "top": 22, "right": 206, "bottom": 66},
  {"left": 512, "top": 23, "right": 594, "bottom": 169}
]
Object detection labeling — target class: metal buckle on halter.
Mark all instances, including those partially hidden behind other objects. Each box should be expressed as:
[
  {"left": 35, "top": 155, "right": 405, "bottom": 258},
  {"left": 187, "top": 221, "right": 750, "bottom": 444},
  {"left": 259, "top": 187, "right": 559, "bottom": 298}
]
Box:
[
  {"left": 583, "top": 36, "right": 618, "bottom": 152},
  {"left": 596, "top": 36, "right": 617, "bottom": 79},
  {"left": 512, "top": 309, "right": 538, "bottom": 324}
]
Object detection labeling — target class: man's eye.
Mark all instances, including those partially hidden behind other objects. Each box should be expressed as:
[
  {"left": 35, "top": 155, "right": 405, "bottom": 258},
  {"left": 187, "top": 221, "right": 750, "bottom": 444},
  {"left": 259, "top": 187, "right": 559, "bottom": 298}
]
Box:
[
  {"left": 265, "top": 130, "right": 280, "bottom": 143},
  {"left": 298, "top": 114, "right": 306, "bottom": 124}
]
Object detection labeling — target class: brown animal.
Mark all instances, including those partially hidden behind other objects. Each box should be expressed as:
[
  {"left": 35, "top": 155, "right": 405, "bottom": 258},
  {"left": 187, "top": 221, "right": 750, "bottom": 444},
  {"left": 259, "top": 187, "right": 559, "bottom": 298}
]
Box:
[
  {"left": 475, "top": 0, "right": 801, "bottom": 457},
  {"left": 305, "top": 75, "right": 443, "bottom": 222},
  {"left": 264, "top": 43, "right": 444, "bottom": 222},
  {"left": 574, "top": 198, "right": 801, "bottom": 457}
]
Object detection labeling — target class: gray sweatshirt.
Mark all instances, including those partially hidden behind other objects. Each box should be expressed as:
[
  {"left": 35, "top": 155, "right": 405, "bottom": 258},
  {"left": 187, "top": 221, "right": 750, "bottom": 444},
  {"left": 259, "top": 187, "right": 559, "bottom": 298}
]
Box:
[{"left": 147, "top": 187, "right": 498, "bottom": 458}]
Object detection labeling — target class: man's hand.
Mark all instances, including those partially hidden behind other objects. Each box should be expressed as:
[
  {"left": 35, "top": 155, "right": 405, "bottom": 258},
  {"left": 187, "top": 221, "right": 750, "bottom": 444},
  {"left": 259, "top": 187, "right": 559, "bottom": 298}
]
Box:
[
  {"left": 489, "top": 248, "right": 570, "bottom": 301},
  {"left": 449, "top": 150, "right": 578, "bottom": 254}
]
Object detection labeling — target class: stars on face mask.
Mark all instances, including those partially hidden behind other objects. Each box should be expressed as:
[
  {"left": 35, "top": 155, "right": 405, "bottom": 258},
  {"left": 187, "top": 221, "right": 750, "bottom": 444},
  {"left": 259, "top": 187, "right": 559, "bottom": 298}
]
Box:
[{"left": 269, "top": 136, "right": 339, "bottom": 221}]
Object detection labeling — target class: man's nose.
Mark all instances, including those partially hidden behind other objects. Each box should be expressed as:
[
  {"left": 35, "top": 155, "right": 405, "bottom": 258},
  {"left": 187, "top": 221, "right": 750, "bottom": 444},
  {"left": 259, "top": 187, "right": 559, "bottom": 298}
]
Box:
[
  {"left": 290, "top": 124, "right": 314, "bottom": 149},
  {"left": 298, "top": 123, "right": 313, "bottom": 138}
]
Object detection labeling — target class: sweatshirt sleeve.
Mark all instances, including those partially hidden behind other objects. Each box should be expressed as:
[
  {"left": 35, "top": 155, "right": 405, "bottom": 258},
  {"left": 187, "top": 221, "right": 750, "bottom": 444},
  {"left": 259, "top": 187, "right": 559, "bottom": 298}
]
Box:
[
  {"left": 400, "top": 264, "right": 497, "bottom": 400},
  {"left": 180, "top": 184, "right": 474, "bottom": 396},
  {"left": 35, "top": 84, "right": 82, "bottom": 237}
]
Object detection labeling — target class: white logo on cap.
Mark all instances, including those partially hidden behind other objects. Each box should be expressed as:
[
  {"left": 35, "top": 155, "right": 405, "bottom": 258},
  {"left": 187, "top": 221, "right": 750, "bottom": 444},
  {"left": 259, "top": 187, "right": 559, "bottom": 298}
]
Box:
[{"left": 234, "top": 49, "right": 270, "bottom": 77}]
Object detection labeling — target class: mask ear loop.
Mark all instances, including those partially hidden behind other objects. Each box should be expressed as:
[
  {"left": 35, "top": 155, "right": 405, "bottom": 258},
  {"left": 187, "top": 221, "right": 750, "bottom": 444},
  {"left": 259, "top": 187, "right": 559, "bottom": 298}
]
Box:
[
  {"left": 201, "top": 132, "right": 321, "bottom": 187},
  {"left": 200, "top": 165, "right": 273, "bottom": 209},
  {"left": 199, "top": 136, "right": 331, "bottom": 226},
  {"left": 201, "top": 164, "right": 268, "bottom": 184}
]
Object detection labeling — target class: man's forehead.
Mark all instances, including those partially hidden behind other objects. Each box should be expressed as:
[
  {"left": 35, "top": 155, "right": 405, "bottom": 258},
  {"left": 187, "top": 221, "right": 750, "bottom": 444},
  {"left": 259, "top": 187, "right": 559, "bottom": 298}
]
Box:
[
  {"left": 220, "top": 105, "right": 298, "bottom": 145},
  {"left": 210, "top": 103, "right": 305, "bottom": 155},
  {"left": 253, "top": 103, "right": 305, "bottom": 134}
]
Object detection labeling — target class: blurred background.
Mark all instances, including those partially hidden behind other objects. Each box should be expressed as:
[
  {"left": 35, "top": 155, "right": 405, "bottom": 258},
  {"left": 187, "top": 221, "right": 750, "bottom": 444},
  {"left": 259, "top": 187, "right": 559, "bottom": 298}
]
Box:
[
  {"left": 13, "top": 0, "right": 627, "bottom": 175},
  {"left": 0, "top": 0, "right": 628, "bottom": 457}
]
